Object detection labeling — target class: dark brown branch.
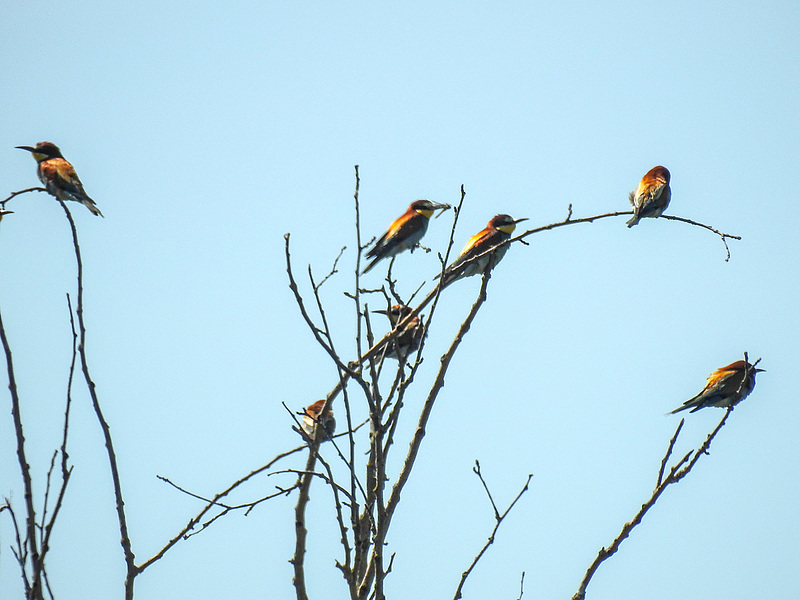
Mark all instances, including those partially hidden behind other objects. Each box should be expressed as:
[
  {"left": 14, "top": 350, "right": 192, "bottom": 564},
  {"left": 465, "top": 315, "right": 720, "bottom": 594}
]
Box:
[
  {"left": 314, "top": 246, "right": 347, "bottom": 292},
  {"left": 572, "top": 406, "right": 737, "bottom": 600},
  {"left": 1, "top": 187, "right": 48, "bottom": 208},
  {"left": 0, "top": 296, "right": 42, "bottom": 599},
  {"left": 656, "top": 420, "right": 683, "bottom": 487},
  {"left": 58, "top": 200, "right": 137, "bottom": 598},
  {"left": 453, "top": 463, "right": 532, "bottom": 600},
  {"left": 291, "top": 444, "right": 321, "bottom": 600},
  {"left": 62, "top": 295, "right": 78, "bottom": 478},
  {"left": 284, "top": 233, "right": 360, "bottom": 379},
  {"left": 357, "top": 267, "right": 493, "bottom": 598},
  {"left": 140, "top": 445, "right": 306, "bottom": 571},
  {"left": 2, "top": 500, "right": 31, "bottom": 595},
  {"left": 659, "top": 215, "right": 740, "bottom": 261}
]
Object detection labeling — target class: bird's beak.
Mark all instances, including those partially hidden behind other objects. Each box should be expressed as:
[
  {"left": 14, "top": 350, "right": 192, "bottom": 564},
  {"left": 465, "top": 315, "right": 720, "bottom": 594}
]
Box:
[
  {"left": 0, "top": 210, "right": 14, "bottom": 215},
  {"left": 15, "top": 146, "right": 35, "bottom": 153},
  {"left": 373, "top": 309, "right": 389, "bottom": 315},
  {"left": 754, "top": 368, "right": 766, "bottom": 373},
  {"left": 431, "top": 202, "right": 452, "bottom": 217},
  {"left": 514, "top": 217, "right": 529, "bottom": 224}
]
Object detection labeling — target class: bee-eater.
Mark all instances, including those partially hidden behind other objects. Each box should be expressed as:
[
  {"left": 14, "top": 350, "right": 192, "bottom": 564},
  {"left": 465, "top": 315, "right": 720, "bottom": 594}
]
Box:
[
  {"left": 301, "top": 399, "right": 335, "bottom": 439},
  {"left": 16, "top": 142, "right": 103, "bottom": 217},
  {"left": 362, "top": 199, "right": 449, "bottom": 274},
  {"left": 374, "top": 304, "right": 425, "bottom": 360},
  {"left": 0, "top": 209, "right": 12, "bottom": 222},
  {"left": 627, "top": 165, "right": 670, "bottom": 227},
  {"left": 440, "top": 214, "right": 527, "bottom": 287},
  {"left": 670, "top": 360, "right": 764, "bottom": 414}
]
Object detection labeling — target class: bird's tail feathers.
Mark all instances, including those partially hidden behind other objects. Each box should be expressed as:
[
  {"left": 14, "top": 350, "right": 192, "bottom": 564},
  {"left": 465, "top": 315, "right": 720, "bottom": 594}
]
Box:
[{"left": 83, "top": 198, "right": 104, "bottom": 217}]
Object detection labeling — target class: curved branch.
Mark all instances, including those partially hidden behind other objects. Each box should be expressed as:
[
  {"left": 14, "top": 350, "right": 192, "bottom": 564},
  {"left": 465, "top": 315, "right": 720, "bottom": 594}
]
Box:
[
  {"left": 58, "top": 200, "right": 137, "bottom": 598},
  {"left": 1, "top": 187, "right": 48, "bottom": 208}
]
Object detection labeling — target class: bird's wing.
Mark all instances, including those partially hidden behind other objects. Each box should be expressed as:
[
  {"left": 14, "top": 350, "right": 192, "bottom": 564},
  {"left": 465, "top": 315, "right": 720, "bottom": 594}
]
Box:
[
  {"left": 366, "top": 211, "right": 424, "bottom": 258},
  {"left": 42, "top": 159, "right": 89, "bottom": 198}
]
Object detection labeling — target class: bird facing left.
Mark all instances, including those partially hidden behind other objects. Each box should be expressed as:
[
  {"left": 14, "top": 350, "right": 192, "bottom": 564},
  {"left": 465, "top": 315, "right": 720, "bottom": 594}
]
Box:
[{"left": 16, "top": 142, "right": 104, "bottom": 217}]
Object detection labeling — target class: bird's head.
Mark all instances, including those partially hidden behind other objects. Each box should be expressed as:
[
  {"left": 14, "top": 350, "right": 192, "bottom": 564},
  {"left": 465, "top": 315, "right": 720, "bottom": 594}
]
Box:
[
  {"left": 374, "top": 304, "right": 413, "bottom": 325},
  {"left": 648, "top": 165, "right": 671, "bottom": 184},
  {"left": 409, "top": 199, "right": 450, "bottom": 219},
  {"left": 489, "top": 214, "right": 528, "bottom": 234},
  {"left": 16, "top": 142, "right": 63, "bottom": 163}
]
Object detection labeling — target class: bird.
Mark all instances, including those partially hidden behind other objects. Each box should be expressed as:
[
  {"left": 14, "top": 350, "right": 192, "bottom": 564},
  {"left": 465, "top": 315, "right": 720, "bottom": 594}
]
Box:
[
  {"left": 439, "top": 214, "right": 527, "bottom": 287},
  {"left": 0, "top": 209, "right": 12, "bottom": 222},
  {"left": 362, "top": 199, "right": 449, "bottom": 274},
  {"left": 16, "top": 142, "right": 103, "bottom": 217},
  {"left": 301, "top": 399, "right": 336, "bottom": 439},
  {"left": 670, "top": 360, "right": 764, "bottom": 414},
  {"left": 627, "top": 165, "right": 670, "bottom": 227},
  {"left": 374, "top": 304, "right": 425, "bottom": 360}
]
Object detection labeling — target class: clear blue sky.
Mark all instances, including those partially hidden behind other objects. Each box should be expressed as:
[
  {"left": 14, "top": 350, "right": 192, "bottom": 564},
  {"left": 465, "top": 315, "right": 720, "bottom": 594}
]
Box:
[{"left": 1, "top": 2, "right": 798, "bottom": 599}]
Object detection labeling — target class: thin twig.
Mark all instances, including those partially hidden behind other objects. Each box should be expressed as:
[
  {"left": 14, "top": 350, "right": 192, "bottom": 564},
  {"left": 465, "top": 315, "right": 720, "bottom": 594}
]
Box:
[
  {"left": 0, "top": 297, "right": 42, "bottom": 599},
  {"left": 1, "top": 186, "right": 48, "bottom": 208},
  {"left": 656, "top": 420, "right": 684, "bottom": 487},
  {"left": 58, "top": 200, "right": 138, "bottom": 598},
  {"left": 660, "top": 214, "right": 740, "bottom": 261},
  {"left": 140, "top": 444, "right": 306, "bottom": 571},
  {"left": 453, "top": 463, "right": 532, "bottom": 600},
  {"left": 358, "top": 267, "right": 493, "bottom": 598},
  {"left": 572, "top": 406, "right": 737, "bottom": 600}
]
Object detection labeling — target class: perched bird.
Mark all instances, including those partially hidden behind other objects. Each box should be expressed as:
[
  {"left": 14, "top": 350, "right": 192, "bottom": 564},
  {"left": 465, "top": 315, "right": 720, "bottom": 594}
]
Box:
[
  {"left": 439, "top": 214, "right": 527, "bottom": 287},
  {"left": 627, "top": 165, "right": 670, "bottom": 227},
  {"left": 374, "top": 304, "right": 425, "bottom": 360},
  {"left": 670, "top": 360, "right": 764, "bottom": 414},
  {"left": 363, "top": 200, "right": 449, "bottom": 274},
  {"left": 301, "top": 399, "right": 336, "bottom": 439},
  {"left": 0, "top": 209, "right": 12, "bottom": 222},
  {"left": 16, "top": 142, "right": 103, "bottom": 217}
]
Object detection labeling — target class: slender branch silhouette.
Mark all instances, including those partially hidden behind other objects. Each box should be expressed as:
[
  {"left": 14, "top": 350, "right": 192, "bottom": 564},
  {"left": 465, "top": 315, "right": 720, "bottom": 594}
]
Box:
[
  {"left": 1, "top": 187, "right": 48, "bottom": 208},
  {"left": 571, "top": 351, "right": 758, "bottom": 600},
  {"left": 0, "top": 300, "right": 41, "bottom": 598},
  {"left": 453, "top": 462, "right": 533, "bottom": 600},
  {"left": 57, "top": 200, "right": 137, "bottom": 599}
]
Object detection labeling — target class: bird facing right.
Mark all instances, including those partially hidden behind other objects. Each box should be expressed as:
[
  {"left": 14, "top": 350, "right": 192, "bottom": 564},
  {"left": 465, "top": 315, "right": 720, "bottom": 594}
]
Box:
[
  {"left": 363, "top": 199, "right": 450, "bottom": 274},
  {"left": 439, "top": 214, "right": 527, "bottom": 287},
  {"left": 670, "top": 360, "right": 764, "bottom": 414},
  {"left": 627, "top": 165, "right": 670, "bottom": 228}
]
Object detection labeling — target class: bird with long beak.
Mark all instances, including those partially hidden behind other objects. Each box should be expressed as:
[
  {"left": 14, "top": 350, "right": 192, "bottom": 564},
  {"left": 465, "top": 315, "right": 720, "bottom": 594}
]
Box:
[
  {"left": 16, "top": 142, "right": 103, "bottom": 217},
  {"left": 0, "top": 209, "right": 13, "bottom": 222},
  {"left": 627, "top": 165, "right": 670, "bottom": 227},
  {"left": 363, "top": 199, "right": 450, "bottom": 274},
  {"left": 373, "top": 304, "right": 426, "bottom": 360},
  {"left": 670, "top": 360, "right": 764, "bottom": 414},
  {"left": 439, "top": 214, "right": 527, "bottom": 287},
  {"left": 301, "top": 399, "right": 335, "bottom": 440}
]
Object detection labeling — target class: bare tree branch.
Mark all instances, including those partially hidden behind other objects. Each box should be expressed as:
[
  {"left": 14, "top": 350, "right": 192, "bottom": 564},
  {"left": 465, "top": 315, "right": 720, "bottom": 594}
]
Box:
[
  {"left": 453, "top": 462, "right": 533, "bottom": 600},
  {"left": 140, "top": 444, "right": 307, "bottom": 571},
  {"left": 572, "top": 402, "right": 742, "bottom": 600},
  {"left": 57, "top": 200, "right": 137, "bottom": 598},
  {"left": 0, "top": 296, "right": 42, "bottom": 599},
  {"left": 1, "top": 187, "right": 48, "bottom": 208}
]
